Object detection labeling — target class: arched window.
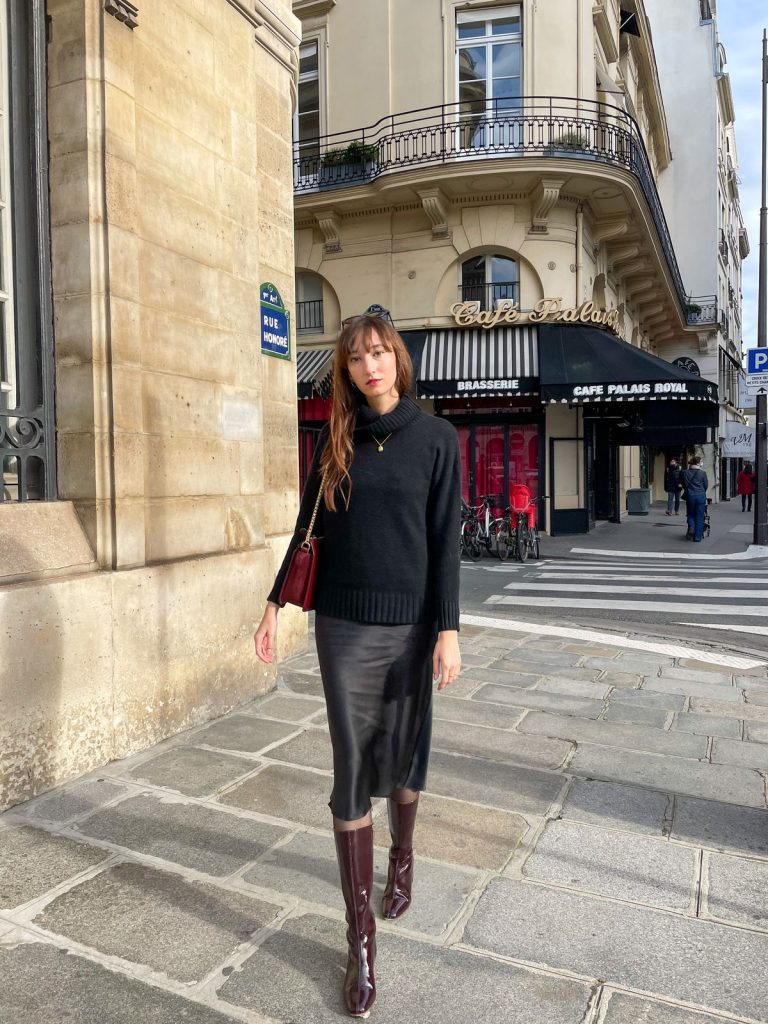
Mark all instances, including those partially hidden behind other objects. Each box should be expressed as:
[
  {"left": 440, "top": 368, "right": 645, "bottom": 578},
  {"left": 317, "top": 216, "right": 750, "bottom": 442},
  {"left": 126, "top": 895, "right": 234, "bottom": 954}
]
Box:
[
  {"left": 461, "top": 254, "right": 519, "bottom": 309},
  {"left": 296, "top": 271, "right": 324, "bottom": 333}
]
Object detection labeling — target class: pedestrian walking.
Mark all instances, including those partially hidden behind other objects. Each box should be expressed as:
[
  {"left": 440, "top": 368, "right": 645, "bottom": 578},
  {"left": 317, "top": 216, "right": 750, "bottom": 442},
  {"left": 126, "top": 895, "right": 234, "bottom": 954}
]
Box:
[
  {"left": 736, "top": 463, "right": 755, "bottom": 512},
  {"left": 681, "top": 455, "right": 709, "bottom": 542},
  {"left": 664, "top": 457, "right": 683, "bottom": 515},
  {"left": 254, "top": 310, "right": 461, "bottom": 1019}
]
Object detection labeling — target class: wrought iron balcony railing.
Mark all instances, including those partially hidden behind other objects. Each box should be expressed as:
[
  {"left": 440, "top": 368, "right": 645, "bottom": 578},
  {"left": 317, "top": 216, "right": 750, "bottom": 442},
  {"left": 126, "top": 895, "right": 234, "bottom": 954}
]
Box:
[
  {"left": 685, "top": 295, "right": 718, "bottom": 326},
  {"left": 297, "top": 299, "right": 324, "bottom": 333},
  {"left": 293, "top": 97, "right": 714, "bottom": 326},
  {"left": 459, "top": 282, "right": 519, "bottom": 310}
]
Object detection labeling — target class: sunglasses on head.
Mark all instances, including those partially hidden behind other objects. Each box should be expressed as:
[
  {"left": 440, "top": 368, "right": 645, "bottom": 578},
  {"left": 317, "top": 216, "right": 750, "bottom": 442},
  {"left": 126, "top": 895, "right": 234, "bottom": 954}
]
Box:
[{"left": 341, "top": 304, "right": 393, "bottom": 327}]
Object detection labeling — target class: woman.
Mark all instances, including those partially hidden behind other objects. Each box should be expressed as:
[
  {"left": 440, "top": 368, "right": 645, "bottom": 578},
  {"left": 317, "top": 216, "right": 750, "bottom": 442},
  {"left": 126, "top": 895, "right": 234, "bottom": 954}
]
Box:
[
  {"left": 663, "top": 458, "right": 682, "bottom": 515},
  {"left": 254, "top": 312, "right": 461, "bottom": 1019},
  {"left": 737, "top": 463, "right": 755, "bottom": 512},
  {"left": 681, "top": 455, "right": 709, "bottom": 542}
]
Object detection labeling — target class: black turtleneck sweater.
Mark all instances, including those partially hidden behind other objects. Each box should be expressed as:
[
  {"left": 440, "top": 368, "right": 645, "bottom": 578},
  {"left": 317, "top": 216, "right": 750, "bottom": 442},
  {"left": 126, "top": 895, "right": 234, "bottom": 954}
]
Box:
[{"left": 267, "top": 395, "right": 461, "bottom": 632}]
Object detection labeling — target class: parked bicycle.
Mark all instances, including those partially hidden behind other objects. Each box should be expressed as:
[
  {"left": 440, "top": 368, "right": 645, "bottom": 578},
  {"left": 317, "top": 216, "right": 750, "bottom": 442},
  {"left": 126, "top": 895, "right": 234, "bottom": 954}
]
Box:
[
  {"left": 460, "top": 494, "right": 503, "bottom": 561},
  {"left": 496, "top": 486, "right": 544, "bottom": 563}
]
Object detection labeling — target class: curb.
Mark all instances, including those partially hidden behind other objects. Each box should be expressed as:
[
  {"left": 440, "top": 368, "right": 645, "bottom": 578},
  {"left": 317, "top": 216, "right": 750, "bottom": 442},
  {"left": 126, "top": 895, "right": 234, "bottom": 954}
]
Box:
[{"left": 567, "top": 545, "right": 768, "bottom": 561}]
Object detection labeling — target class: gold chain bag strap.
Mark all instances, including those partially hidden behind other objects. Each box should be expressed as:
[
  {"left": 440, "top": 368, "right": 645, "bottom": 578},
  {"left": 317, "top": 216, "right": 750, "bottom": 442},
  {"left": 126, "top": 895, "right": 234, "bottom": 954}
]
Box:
[{"left": 278, "top": 467, "right": 327, "bottom": 612}]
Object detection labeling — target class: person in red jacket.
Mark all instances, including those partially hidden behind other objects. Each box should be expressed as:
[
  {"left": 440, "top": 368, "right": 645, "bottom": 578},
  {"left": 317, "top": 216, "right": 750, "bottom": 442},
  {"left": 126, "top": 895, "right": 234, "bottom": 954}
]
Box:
[{"left": 737, "top": 463, "right": 756, "bottom": 512}]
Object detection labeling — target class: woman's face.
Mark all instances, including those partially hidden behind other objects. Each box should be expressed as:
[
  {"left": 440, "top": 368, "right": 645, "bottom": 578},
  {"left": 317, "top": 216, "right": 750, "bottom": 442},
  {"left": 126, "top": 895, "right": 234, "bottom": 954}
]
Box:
[{"left": 346, "top": 329, "right": 398, "bottom": 400}]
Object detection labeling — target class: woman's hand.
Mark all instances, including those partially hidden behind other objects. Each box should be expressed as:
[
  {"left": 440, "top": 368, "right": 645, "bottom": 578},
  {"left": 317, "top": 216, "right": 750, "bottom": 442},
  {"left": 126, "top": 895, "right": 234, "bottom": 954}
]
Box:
[
  {"left": 432, "top": 630, "right": 461, "bottom": 690},
  {"left": 254, "top": 604, "right": 279, "bottom": 664}
]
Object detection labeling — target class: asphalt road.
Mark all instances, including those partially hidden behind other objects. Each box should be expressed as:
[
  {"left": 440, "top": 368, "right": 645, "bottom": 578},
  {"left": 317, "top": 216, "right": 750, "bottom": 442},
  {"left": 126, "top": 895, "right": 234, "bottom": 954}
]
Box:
[{"left": 459, "top": 551, "right": 768, "bottom": 658}]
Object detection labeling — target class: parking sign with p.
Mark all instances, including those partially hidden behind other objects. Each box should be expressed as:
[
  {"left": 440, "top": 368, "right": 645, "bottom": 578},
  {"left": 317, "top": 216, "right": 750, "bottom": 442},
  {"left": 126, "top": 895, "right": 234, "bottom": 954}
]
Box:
[{"left": 747, "top": 348, "right": 768, "bottom": 374}]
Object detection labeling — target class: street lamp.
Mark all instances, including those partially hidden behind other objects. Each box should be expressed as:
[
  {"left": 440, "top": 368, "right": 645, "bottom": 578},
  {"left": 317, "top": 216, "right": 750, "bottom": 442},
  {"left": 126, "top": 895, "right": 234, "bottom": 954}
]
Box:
[{"left": 754, "top": 30, "right": 768, "bottom": 546}]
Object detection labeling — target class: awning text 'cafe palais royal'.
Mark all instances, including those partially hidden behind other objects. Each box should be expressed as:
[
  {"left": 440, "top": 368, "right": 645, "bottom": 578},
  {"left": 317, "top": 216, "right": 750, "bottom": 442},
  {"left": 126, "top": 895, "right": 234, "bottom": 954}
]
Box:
[{"left": 297, "top": 297, "right": 718, "bottom": 536}]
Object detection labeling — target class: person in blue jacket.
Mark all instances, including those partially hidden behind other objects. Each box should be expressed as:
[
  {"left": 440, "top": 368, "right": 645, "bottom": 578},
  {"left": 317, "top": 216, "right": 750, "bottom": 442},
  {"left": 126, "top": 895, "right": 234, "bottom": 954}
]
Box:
[{"left": 681, "top": 456, "right": 709, "bottom": 542}]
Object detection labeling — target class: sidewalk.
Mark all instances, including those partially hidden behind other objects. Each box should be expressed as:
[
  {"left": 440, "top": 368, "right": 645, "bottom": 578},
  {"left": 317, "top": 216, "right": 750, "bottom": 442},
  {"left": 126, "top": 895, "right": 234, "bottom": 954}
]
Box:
[
  {"left": 544, "top": 498, "right": 767, "bottom": 559},
  {"left": 2, "top": 622, "right": 768, "bottom": 1023}
]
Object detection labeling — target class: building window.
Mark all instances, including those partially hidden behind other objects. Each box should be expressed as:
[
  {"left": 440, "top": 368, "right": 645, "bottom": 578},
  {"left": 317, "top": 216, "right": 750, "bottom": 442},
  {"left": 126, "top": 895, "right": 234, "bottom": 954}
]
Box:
[
  {"left": 1, "top": 0, "right": 55, "bottom": 502},
  {"left": 294, "top": 40, "right": 320, "bottom": 163},
  {"left": 296, "top": 271, "right": 324, "bottom": 333},
  {"left": 460, "top": 254, "right": 519, "bottom": 309},
  {"left": 457, "top": 5, "right": 522, "bottom": 144}
]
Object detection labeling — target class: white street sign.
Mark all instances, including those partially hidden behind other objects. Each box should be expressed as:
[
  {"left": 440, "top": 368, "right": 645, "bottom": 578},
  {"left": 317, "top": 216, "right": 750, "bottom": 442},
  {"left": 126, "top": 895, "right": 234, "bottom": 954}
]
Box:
[
  {"left": 744, "top": 371, "right": 768, "bottom": 389},
  {"left": 723, "top": 421, "right": 756, "bottom": 458}
]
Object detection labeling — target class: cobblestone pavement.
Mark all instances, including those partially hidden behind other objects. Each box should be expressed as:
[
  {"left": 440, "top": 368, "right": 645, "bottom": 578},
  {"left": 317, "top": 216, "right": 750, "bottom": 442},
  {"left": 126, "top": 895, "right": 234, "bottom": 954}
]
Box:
[{"left": 2, "top": 623, "right": 768, "bottom": 1023}]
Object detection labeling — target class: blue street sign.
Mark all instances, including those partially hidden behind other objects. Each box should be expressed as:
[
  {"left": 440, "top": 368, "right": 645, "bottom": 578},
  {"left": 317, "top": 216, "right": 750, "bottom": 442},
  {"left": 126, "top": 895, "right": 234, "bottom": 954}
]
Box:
[
  {"left": 746, "top": 348, "right": 768, "bottom": 374},
  {"left": 260, "top": 282, "right": 291, "bottom": 360}
]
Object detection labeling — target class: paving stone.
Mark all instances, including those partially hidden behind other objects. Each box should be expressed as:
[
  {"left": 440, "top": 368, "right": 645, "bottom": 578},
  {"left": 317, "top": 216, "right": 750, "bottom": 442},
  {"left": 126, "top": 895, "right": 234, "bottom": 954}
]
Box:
[
  {"left": 459, "top": 651, "right": 497, "bottom": 668},
  {"left": 433, "top": 694, "right": 524, "bottom": 729},
  {"left": 597, "top": 670, "right": 644, "bottom": 688},
  {"left": 399, "top": 792, "right": 528, "bottom": 869},
  {"left": 602, "top": 991, "right": 750, "bottom": 1024},
  {"left": 263, "top": 727, "right": 333, "bottom": 771},
  {"left": 218, "top": 912, "right": 591, "bottom": 1024},
  {"left": 125, "top": 747, "right": 254, "bottom": 797},
  {"left": 564, "top": 644, "right": 622, "bottom": 657},
  {"left": 192, "top": 715, "right": 298, "bottom": 754},
  {"left": 660, "top": 666, "right": 734, "bottom": 686},
  {"left": 464, "top": 878, "right": 768, "bottom": 1020},
  {"left": 35, "top": 862, "right": 279, "bottom": 984},
  {"left": 744, "top": 688, "right": 768, "bottom": 707},
  {"left": 282, "top": 653, "right": 321, "bottom": 672},
  {"left": 671, "top": 712, "right": 742, "bottom": 739},
  {"left": 219, "top": 764, "right": 333, "bottom": 829},
  {"left": 745, "top": 721, "right": 768, "bottom": 743},
  {"left": 8, "top": 779, "right": 129, "bottom": 825},
  {"left": 642, "top": 677, "right": 742, "bottom": 702},
  {"left": 610, "top": 689, "right": 686, "bottom": 711},
  {"left": 250, "top": 694, "right": 325, "bottom": 721},
  {"left": 0, "top": 826, "right": 108, "bottom": 909},
  {"left": 277, "top": 670, "right": 324, "bottom": 695},
  {"left": 502, "top": 649, "right": 583, "bottom": 669},
  {"left": 602, "top": 704, "right": 670, "bottom": 728},
  {"left": 691, "top": 698, "right": 768, "bottom": 722},
  {"left": 435, "top": 673, "right": 487, "bottom": 698},
  {"left": 518, "top": 711, "right": 708, "bottom": 759},
  {"left": 517, "top": 638, "right": 570, "bottom": 652},
  {"left": 672, "top": 798, "right": 768, "bottom": 857},
  {"left": 711, "top": 736, "right": 768, "bottom": 770},
  {"left": 461, "top": 666, "right": 542, "bottom": 688},
  {"left": 246, "top": 831, "right": 478, "bottom": 936},
  {"left": 74, "top": 794, "right": 289, "bottom": 876},
  {"left": 522, "top": 666, "right": 606, "bottom": 683},
  {"left": 523, "top": 820, "right": 696, "bottom": 909},
  {"left": 560, "top": 779, "right": 669, "bottom": 836},
  {"left": 431, "top": 719, "right": 572, "bottom": 770},
  {"left": 535, "top": 676, "right": 612, "bottom": 700},
  {"left": 584, "top": 656, "right": 651, "bottom": 672},
  {"left": 688, "top": 659, "right": 760, "bottom": 676},
  {"left": 706, "top": 852, "right": 768, "bottom": 928},
  {"left": 0, "top": 945, "right": 239, "bottom": 1024},
  {"left": 616, "top": 653, "right": 675, "bottom": 670},
  {"left": 569, "top": 745, "right": 766, "bottom": 808},
  {"left": 428, "top": 750, "right": 565, "bottom": 816},
  {"left": 473, "top": 684, "right": 603, "bottom": 719}
]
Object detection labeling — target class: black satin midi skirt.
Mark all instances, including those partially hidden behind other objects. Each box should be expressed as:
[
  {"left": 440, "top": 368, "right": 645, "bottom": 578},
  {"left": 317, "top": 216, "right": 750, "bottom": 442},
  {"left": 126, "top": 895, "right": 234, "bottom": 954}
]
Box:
[{"left": 314, "top": 614, "right": 437, "bottom": 821}]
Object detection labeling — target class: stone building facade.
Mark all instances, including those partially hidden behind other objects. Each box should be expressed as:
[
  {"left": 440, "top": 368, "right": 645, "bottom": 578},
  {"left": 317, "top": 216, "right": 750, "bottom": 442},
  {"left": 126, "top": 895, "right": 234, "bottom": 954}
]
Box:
[
  {"left": 0, "top": 0, "right": 304, "bottom": 811},
  {"left": 291, "top": 0, "right": 723, "bottom": 531}
]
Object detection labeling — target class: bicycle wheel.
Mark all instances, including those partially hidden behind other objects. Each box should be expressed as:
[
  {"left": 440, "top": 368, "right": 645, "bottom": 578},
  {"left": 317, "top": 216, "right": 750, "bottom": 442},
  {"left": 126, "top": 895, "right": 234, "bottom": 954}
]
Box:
[
  {"left": 461, "top": 521, "right": 483, "bottom": 561},
  {"left": 496, "top": 522, "right": 514, "bottom": 561},
  {"left": 515, "top": 519, "right": 529, "bottom": 562},
  {"left": 532, "top": 528, "right": 541, "bottom": 560}
]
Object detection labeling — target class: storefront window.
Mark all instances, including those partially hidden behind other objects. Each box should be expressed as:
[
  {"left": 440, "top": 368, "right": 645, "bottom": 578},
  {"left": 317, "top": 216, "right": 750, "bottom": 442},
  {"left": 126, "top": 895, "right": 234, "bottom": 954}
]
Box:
[
  {"left": 457, "top": 6, "right": 522, "bottom": 148},
  {"left": 457, "top": 422, "right": 539, "bottom": 514},
  {"left": 461, "top": 254, "right": 519, "bottom": 309}
]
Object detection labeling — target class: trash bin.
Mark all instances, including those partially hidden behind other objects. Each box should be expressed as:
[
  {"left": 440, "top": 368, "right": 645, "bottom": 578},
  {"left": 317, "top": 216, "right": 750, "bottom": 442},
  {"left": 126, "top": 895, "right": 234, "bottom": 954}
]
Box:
[{"left": 626, "top": 487, "right": 651, "bottom": 515}]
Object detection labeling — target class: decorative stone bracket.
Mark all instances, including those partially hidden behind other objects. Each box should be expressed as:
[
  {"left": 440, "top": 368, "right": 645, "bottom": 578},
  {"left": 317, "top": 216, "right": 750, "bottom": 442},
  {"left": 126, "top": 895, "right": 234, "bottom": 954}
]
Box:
[
  {"left": 104, "top": 0, "right": 138, "bottom": 28},
  {"left": 697, "top": 331, "right": 717, "bottom": 354},
  {"left": 416, "top": 188, "right": 450, "bottom": 239},
  {"left": 528, "top": 179, "right": 565, "bottom": 235},
  {"left": 315, "top": 209, "right": 342, "bottom": 253}
]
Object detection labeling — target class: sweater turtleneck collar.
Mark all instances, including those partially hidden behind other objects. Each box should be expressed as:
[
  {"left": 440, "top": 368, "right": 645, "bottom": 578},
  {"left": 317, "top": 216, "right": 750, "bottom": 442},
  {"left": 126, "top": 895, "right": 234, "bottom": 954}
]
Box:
[{"left": 353, "top": 393, "right": 420, "bottom": 435}]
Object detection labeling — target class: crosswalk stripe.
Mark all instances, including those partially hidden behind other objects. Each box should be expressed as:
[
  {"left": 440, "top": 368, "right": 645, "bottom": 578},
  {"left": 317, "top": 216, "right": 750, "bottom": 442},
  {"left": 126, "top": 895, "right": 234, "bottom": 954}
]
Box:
[
  {"left": 534, "top": 573, "right": 768, "bottom": 583},
  {"left": 486, "top": 595, "right": 768, "bottom": 616},
  {"left": 532, "top": 562, "right": 768, "bottom": 574},
  {"left": 502, "top": 583, "right": 768, "bottom": 599}
]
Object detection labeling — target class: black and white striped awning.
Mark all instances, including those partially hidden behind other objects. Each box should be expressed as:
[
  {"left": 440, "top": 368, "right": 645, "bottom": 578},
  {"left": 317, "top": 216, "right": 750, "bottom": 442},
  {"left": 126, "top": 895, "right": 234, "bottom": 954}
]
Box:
[
  {"left": 297, "top": 348, "right": 334, "bottom": 398},
  {"left": 417, "top": 326, "right": 539, "bottom": 398}
]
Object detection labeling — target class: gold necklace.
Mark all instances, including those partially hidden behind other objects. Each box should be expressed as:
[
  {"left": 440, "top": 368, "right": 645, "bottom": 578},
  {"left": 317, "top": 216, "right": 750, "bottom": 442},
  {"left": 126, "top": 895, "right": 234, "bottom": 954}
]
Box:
[{"left": 370, "top": 430, "right": 393, "bottom": 452}]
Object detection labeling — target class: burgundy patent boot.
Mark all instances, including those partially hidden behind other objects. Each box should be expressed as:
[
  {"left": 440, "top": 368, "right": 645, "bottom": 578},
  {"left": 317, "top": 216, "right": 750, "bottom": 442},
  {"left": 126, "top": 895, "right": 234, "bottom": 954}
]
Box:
[
  {"left": 381, "top": 796, "right": 419, "bottom": 920},
  {"left": 334, "top": 825, "right": 376, "bottom": 1018}
]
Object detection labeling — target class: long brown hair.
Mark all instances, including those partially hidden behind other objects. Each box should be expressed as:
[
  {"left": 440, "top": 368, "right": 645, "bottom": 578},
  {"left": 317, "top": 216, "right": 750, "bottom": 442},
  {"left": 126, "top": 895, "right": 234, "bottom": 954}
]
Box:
[{"left": 319, "top": 315, "right": 413, "bottom": 511}]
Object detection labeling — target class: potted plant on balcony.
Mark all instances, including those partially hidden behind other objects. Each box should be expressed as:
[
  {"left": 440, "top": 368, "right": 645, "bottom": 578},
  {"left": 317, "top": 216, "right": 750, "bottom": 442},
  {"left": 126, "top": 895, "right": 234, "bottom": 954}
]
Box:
[
  {"left": 318, "top": 140, "right": 379, "bottom": 189},
  {"left": 544, "top": 130, "right": 591, "bottom": 159}
]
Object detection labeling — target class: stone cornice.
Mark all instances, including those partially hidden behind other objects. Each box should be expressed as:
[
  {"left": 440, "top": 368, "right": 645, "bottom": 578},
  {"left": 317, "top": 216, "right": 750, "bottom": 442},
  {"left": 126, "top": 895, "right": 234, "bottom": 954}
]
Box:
[
  {"left": 293, "top": 0, "right": 336, "bottom": 18},
  {"left": 104, "top": 0, "right": 138, "bottom": 28}
]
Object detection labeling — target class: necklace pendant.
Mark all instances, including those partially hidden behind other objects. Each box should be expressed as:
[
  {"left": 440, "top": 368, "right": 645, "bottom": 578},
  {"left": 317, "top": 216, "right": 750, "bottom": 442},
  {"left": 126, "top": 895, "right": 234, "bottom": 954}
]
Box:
[{"left": 377, "top": 444, "right": 384, "bottom": 452}]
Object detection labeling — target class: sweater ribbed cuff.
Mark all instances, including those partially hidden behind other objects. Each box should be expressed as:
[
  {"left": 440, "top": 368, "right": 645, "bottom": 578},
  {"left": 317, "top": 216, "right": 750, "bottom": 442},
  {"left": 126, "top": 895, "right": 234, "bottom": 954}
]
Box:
[{"left": 437, "top": 601, "right": 460, "bottom": 632}]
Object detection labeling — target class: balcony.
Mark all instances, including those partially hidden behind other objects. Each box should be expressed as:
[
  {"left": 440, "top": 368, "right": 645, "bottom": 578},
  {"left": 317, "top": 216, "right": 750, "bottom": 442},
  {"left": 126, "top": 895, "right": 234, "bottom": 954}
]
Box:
[
  {"left": 459, "top": 282, "right": 519, "bottom": 311},
  {"left": 685, "top": 295, "right": 718, "bottom": 326},
  {"left": 293, "top": 97, "right": 710, "bottom": 325},
  {"left": 296, "top": 299, "right": 324, "bottom": 334}
]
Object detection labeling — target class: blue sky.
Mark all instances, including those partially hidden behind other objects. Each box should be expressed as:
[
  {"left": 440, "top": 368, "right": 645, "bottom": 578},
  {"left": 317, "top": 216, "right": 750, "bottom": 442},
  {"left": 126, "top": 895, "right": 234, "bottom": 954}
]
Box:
[{"left": 716, "top": 1, "right": 765, "bottom": 351}]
